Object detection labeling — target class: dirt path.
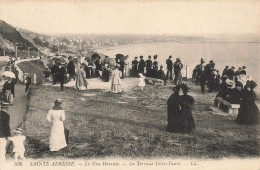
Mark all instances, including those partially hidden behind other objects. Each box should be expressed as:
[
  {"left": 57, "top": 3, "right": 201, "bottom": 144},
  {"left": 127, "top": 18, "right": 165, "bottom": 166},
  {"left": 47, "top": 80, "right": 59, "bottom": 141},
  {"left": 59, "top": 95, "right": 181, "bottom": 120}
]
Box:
[
  {"left": 0, "top": 62, "right": 28, "bottom": 133},
  {"left": 8, "top": 84, "right": 27, "bottom": 133}
]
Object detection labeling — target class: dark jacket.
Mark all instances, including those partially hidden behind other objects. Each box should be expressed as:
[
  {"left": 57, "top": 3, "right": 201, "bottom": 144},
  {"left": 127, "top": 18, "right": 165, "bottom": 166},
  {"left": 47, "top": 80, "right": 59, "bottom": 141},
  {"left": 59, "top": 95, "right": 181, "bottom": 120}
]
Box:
[
  {"left": 146, "top": 60, "right": 152, "bottom": 69},
  {"left": 26, "top": 76, "right": 32, "bottom": 85},
  {"left": 3, "top": 81, "right": 15, "bottom": 96},
  {"left": 57, "top": 66, "right": 67, "bottom": 82},
  {"left": 173, "top": 61, "right": 183, "bottom": 73},
  {"left": 67, "top": 60, "right": 75, "bottom": 75},
  {"left": 0, "top": 110, "right": 11, "bottom": 138},
  {"left": 51, "top": 64, "right": 59, "bottom": 75},
  {"left": 138, "top": 59, "right": 145, "bottom": 72},
  {"left": 132, "top": 60, "right": 138, "bottom": 71},
  {"left": 166, "top": 59, "right": 173, "bottom": 70}
]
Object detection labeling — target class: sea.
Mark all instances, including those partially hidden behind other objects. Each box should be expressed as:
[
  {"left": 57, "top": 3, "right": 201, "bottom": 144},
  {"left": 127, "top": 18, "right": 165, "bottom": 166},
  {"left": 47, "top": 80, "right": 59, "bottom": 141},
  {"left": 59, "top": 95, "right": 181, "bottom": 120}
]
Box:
[{"left": 96, "top": 41, "right": 260, "bottom": 92}]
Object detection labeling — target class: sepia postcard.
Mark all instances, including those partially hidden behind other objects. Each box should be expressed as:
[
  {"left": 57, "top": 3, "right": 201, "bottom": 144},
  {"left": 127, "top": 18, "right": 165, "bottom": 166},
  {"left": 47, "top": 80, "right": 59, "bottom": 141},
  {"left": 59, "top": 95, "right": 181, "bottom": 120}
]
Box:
[{"left": 0, "top": 0, "right": 259, "bottom": 170}]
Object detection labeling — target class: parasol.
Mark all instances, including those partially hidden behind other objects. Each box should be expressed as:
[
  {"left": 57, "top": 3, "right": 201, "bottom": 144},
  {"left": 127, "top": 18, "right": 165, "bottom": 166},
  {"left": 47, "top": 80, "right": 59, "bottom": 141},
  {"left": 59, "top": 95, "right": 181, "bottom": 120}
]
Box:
[
  {"left": 91, "top": 53, "right": 101, "bottom": 63},
  {"left": 115, "top": 54, "right": 125, "bottom": 61},
  {"left": 2, "top": 71, "right": 16, "bottom": 78}
]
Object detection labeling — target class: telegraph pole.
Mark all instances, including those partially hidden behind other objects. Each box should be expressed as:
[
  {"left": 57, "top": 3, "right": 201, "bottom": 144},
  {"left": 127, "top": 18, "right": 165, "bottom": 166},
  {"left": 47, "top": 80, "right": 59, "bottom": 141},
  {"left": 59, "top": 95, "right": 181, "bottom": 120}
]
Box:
[{"left": 15, "top": 46, "right": 17, "bottom": 59}]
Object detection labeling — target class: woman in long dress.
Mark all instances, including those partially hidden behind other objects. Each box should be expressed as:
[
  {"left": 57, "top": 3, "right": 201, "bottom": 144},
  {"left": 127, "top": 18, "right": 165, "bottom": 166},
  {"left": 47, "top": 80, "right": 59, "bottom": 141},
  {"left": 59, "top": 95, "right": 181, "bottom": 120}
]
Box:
[
  {"left": 111, "top": 66, "right": 122, "bottom": 93},
  {"left": 47, "top": 99, "right": 67, "bottom": 151},
  {"left": 76, "top": 65, "right": 88, "bottom": 90},
  {"left": 167, "top": 84, "right": 195, "bottom": 133},
  {"left": 236, "top": 81, "right": 259, "bottom": 125}
]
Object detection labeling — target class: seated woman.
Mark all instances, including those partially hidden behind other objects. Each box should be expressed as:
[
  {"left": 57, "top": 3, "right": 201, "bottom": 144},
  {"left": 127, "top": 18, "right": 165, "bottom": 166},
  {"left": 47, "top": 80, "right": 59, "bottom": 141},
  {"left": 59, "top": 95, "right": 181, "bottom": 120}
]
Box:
[
  {"left": 228, "top": 81, "right": 243, "bottom": 104},
  {"left": 236, "top": 80, "right": 259, "bottom": 125},
  {"left": 167, "top": 84, "right": 195, "bottom": 133}
]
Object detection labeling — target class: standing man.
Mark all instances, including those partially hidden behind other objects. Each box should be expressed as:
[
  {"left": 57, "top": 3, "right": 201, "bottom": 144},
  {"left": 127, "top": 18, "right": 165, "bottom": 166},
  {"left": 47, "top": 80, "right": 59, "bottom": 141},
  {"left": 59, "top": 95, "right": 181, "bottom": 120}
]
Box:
[
  {"left": 199, "top": 65, "right": 207, "bottom": 93},
  {"left": 67, "top": 56, "right": 75, "bottom": 81},
  {"left": 57, "top": 62, "right": 67, "bottom": 91},
  {"left": 2, "top": 77, "right": 15, "bottom": 105},
  {"left": 51, "top": 61, "right": 59, "bottom": 84},
  {"left": 138, "top": 56, "right": 145, "bottom": 75},
  {"left": 95, "top": 59, "right": 102, "bottom": 77},
  {"left": 24, "top": 73, "right": 32, "bottom": 92},
  {"left": 145, "top": 55, "right": 152, "bottom": 77},
  {"left": 222, "top": 66, "right": 229, "bottom": 77},
  {"left": 131, "top": 57, "right": 138, "bottom": 77},
  {"left": 152, "top": 55, "right": 159, "bottom": 78},
  {"left": 0, "top": 102, "right": 11, "bottom": 164},
  {"left": 119, "top": 58, "right": 125, "bottom": 79},
  {"left": 173, "top": 58, "right": 183, "bottom": 85},
  {"left": 166, "top": 55, "right": 173, "bottom": 80}
]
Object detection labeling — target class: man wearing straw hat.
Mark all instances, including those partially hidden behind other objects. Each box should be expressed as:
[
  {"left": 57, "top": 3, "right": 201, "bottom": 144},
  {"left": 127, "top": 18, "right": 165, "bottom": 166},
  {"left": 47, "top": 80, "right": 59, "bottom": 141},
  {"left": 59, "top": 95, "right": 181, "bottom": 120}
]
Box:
[{"left": 0, "top": 102, "right": 11, "bottom": 163}]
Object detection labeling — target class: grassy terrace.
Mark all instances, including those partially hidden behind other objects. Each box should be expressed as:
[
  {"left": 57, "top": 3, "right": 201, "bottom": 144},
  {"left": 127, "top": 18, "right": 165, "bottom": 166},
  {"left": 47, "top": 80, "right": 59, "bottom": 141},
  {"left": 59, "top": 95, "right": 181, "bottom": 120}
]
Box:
[
  {"left": 21, "top": 81, "right": 260, "bottom": 159},
  {"left": 17, "top": 60, "right": 46, "bottom": 84}
]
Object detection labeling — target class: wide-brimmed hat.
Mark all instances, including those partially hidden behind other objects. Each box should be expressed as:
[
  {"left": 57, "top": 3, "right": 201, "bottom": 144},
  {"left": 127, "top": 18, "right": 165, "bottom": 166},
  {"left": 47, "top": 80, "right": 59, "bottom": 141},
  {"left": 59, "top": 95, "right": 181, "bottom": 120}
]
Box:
[
  {"left": 12, "top": 127, "right": 23, "bottom": 134},
  {"left": 245, "top": 80, "right": 257, "bottom": 90},
  {"left": 55, "top": 99, "right": 62, "bottom": 105}
]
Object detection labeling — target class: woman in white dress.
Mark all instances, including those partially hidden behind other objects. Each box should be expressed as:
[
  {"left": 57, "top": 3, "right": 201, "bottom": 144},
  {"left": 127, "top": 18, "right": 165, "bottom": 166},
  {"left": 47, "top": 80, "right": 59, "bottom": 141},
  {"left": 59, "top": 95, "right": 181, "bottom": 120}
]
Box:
[
  {"left": 111, "top": 65, "right": 122, "bottom": 93},
  {"left": 47, "top": 99, "right": 67, "bottom": 151}
]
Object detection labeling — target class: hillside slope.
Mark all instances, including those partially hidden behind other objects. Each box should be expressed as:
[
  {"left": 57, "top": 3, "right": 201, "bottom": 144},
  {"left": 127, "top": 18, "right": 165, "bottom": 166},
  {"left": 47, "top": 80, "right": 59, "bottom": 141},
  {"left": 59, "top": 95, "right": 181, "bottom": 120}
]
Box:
[{"left": 0, "top": 20, "right": 36, "bottom": 51}]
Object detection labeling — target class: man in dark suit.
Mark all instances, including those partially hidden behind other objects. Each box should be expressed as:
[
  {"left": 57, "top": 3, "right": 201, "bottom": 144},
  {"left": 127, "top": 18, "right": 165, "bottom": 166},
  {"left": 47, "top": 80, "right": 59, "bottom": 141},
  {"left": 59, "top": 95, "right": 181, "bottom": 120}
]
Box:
[
  {"left": 138, "top": 56, "right": 145, "bottom": 75},
  {"left": 145, "top": 55, "right": 152, "bottom": 77},
  {"left": 0, "top": 102, "right": 11, "bottom": 163},
  {"left": 119, "top": 58, "right": 125, "bottom": 79},
  {"left": 166, "top": 55, "right": 173, "bottom": 80},
  {"left": 57, "top": 62, "right": 67, "bottom": 91},
  {"left": 67, "top": 56, "right": 75, "bottom": 81},
  {"left": 131, "top": 57, "right": 138, "bottom": 77},
  {"left": 51, "top": 62, "right": 59, "bottom": 84}
]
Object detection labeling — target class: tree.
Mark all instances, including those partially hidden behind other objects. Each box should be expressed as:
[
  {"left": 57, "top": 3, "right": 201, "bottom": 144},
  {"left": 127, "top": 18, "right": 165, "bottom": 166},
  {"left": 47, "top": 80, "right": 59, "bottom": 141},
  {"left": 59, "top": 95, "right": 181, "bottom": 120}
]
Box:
[
  {"left": 43, "top": 41, "right": 49, "bottom": 47},
  {"left": 33, "top": 36, "right": 44, "bottom": 46}
]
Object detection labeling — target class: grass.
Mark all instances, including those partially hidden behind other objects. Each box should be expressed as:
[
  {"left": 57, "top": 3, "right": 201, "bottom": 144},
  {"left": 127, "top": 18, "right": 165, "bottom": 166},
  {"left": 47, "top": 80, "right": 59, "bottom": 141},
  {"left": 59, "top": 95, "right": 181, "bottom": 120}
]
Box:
[
  {"left": 17, "top": 60, "right": 46, "bottom": 84},
  {"left": 19, "top": 81, "right": 260, "bottom": 159}
]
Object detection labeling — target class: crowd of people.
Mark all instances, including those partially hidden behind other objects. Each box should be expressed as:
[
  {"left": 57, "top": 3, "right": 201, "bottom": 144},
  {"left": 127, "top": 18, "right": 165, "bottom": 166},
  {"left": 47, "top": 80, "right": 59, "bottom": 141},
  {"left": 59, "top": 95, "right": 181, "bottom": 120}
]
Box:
[
  {"left": 130, "top": 55, "right": 184, "bottom": 85},
  {"left": 192, "top": 58, "right": 259, "bottom": 125},
  {"left": 0, "top": 54, "right": 259, "bottom": 163}
]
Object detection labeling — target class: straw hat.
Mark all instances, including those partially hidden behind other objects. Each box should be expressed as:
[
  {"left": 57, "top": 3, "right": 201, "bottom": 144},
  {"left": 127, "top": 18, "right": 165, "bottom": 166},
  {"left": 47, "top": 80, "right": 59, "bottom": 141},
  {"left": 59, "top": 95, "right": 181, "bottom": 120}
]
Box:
[{"left": 12, "top": 127, "right": 23, "bottom": 134}]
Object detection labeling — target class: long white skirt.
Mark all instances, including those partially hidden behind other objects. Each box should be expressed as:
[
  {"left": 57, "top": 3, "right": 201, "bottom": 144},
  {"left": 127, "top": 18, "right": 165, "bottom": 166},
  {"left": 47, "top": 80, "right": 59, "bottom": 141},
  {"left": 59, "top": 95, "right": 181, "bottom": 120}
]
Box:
[{"left": 49, "top": 121, "right": 67, "bottom": 151}]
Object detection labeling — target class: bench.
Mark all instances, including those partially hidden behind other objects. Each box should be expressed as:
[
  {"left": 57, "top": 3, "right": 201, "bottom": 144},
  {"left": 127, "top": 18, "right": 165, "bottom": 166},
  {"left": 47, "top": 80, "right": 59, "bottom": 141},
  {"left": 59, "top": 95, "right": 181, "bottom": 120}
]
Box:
[
  {"left": 214, "top": 97, "right": 240, "bottom": 114},
  {"left": 145, "top": 77, "right": 164, "bottom": 86}
]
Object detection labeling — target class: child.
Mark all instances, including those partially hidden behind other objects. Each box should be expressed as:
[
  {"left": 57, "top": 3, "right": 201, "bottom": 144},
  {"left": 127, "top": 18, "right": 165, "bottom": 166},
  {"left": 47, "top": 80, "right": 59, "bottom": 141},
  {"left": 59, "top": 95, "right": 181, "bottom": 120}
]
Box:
[
  {"left": 138, "top": 73, "right": 146, "bottom": 91},
  {"left": 8, "top": 128, "right": 26, "bottom": 160}
]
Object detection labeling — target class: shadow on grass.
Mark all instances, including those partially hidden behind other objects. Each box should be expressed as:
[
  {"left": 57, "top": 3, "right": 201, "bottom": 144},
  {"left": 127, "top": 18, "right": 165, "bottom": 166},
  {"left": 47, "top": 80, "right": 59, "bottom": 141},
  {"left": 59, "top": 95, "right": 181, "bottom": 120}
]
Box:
[{"left": 90, "top": 114, "right": 166, "bottom": 131}]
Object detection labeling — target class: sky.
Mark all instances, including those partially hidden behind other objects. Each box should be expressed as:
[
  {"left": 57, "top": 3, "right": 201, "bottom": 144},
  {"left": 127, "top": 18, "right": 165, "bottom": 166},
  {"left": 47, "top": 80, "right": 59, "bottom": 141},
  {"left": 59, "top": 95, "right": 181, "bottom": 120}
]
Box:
[{"left": 0, "top": 0, "right": 260, "bottom": 35}]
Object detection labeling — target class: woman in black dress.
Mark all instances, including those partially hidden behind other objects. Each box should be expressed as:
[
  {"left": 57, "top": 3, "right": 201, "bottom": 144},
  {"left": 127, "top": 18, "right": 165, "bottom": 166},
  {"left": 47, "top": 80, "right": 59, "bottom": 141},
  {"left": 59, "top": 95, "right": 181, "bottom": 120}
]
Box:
[
  {"left": 167, "top": 84, "right": 195, "bottom": 133},
  {"left": 236, "top": 81, "right": 259, "bottom": 125}
]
